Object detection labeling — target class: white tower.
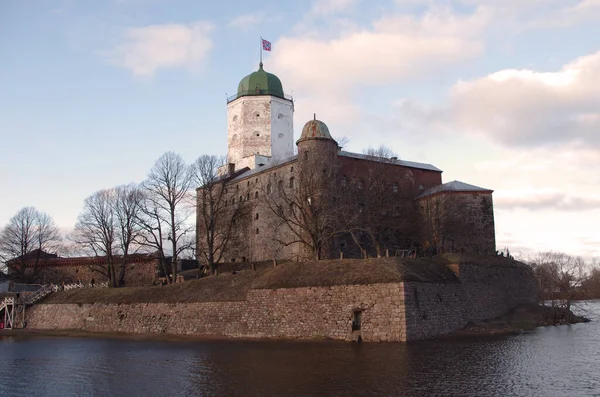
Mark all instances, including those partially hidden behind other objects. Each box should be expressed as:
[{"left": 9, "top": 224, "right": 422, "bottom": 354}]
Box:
[{"left": 226, "top": 62, "right": 294, "bottom": 171}]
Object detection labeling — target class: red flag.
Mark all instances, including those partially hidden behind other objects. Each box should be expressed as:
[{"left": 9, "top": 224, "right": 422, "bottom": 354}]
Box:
[{"left": 262, "top": 39, "right": 271, "bottom": 51}]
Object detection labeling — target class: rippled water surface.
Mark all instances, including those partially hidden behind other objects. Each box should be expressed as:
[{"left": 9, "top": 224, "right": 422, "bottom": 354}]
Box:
[{"left": 1, "top": 301, "right": 600, "bottom": 397}]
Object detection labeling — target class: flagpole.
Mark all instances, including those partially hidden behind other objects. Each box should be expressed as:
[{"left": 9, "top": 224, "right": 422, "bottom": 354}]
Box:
[{"left": 260, "top": 36, "right": 262, "bottom": 65}]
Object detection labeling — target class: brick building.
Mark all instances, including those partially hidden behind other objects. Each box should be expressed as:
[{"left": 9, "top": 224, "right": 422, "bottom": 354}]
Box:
[
  {"left": 196, "top": 63, "right": 496, "bottom": 263},
  {"left": 7, "top": 249, "right": 160, "bottom": 286}
]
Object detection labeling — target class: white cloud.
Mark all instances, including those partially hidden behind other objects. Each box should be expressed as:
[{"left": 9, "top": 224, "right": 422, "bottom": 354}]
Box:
[
  {"left": 107, "top": 21, "right": 214, "bottom": 77},
  {"left": 445, "top": 51, "right": 600, "bottom": 149},
  {"left": 311, "top": 0, "right": 359, "bottom": 15},
  {"left": 271, "top": 6, "right": 489, "bottom": 124},
  {"left": 227, "top": 13, "right": 266, "bottom": 30}
]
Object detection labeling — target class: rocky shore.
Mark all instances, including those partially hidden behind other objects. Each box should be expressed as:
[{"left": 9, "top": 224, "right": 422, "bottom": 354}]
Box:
[{"left": 456, "top": 304, "right": 590, "bottom": 336}]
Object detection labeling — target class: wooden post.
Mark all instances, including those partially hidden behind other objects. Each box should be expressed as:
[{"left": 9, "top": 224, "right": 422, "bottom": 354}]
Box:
[
  {"left": 340, "top": 251, "right": 343, "bottom": 260},
  {"left": 386, "top": 249, "right": 389, "bottom": 258},
  {"left": 273, "top": 259, "right": 277, "bottom": 267}
]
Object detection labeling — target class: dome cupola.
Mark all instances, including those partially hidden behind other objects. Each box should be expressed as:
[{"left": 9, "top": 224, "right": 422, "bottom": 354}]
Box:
[
  {"left": 297, "top": 116, "right": 336, "bottom": 145},
  {"left": 235, "top": 62, "right": 285, "bottom": 100}
]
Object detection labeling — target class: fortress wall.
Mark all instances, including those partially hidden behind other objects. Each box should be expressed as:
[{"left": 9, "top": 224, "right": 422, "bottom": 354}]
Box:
[
  {"left": 403, "top": 262, "right": 537, "bottom": 341},
  {"left": 25, "top": 261, "right": 537, "bottom": 342},
  {"left": 25, "top": 283, "right": 406, "bottom": 342}
]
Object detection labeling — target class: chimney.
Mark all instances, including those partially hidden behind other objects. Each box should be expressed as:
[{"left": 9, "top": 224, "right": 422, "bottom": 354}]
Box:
[{"left": 228, "top": 163, "right": 235, "bottom": 175}]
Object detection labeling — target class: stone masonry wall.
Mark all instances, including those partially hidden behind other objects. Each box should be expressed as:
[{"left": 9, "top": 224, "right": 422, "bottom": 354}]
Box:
[
  {"left": 26, "top": 283, "right": 406, "bottom": 342},
  {"left": 403, "top": 262, "right": 537, "bottom": 341}
]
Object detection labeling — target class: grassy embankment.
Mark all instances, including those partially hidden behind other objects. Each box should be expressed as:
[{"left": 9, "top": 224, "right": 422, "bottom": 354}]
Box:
[{"left": 42, "top": 254, "right": 523, "bottom": 305}]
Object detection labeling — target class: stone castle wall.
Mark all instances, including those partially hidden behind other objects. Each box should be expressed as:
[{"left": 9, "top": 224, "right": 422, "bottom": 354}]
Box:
[
  {"left": 25, "top": 260, "right": 536, "bottom": 342},
  {"left": 26, "top": 283, "right": 406, "bottom": 342}
]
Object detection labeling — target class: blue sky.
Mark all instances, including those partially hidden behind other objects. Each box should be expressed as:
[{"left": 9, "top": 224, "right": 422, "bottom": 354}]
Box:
[{"left": 1, "top": 0, "right": 599, "bottom": 260}]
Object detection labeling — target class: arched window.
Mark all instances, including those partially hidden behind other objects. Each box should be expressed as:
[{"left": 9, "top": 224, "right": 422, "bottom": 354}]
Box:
[
  {"left": 239, "top": 196, "right": 243, "bottom": 202},
  {"left": 289, "top": 177, "right": 295, "bottom": 188},
  {"left": 278, "top": 180, "right": 284, "bottom": 191},
  {"left": 392, "top": 183, "right": 399, "bottom": 193},
  {"left": 256, "top": 228, "right": 259, "bottom": 234},
  {"left": 290, "top": 166, "right": 294, "bottom": 172},
  {"left": 267, "top": 184, "right": 272, "bottom": 194},
  {"left": 255, "top": 213, "right": 259, "bottom": 220},
  {"left": 255, "top": 191, "right": 259, "bottom": 199},
  {"left": 246, "top": 193, "right": 250, "bottom": 200}
]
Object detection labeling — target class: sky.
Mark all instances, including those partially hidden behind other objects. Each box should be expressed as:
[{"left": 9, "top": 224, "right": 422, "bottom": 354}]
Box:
[{"left": 1, "top": 0, "right": 599, "bottom": 261}]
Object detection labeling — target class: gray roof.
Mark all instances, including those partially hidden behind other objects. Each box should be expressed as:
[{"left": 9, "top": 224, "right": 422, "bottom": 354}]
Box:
[
  {"left": 230, "top": 155, "right": 298, "bottom": 182},
  {"left": 418, "top": 180, "right": 493, "bottom": 198},
  {"left": 339, "top": 151, "right": 442, "bottom": 172}
]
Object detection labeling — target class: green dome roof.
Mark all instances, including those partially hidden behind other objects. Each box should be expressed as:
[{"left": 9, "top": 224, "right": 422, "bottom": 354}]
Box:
[
  {"left": 297, "top": 118, "right": 336, "bottom": 144},
  {"left": 235, "top": 62, "right": 285, "bottom": 100}
]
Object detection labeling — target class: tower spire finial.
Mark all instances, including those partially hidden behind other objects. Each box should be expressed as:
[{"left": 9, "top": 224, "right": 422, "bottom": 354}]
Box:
[{"left": 314, "top": 113, "right": 316, "bottom": 121}]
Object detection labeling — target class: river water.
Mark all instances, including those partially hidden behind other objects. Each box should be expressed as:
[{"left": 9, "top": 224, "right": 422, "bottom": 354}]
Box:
[{"left": 1, "top": 301, "right": 599, "bottom": 397}]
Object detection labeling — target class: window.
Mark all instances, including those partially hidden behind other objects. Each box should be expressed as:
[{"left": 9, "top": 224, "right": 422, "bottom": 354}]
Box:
[
  {"left": 256, "top": 228, "right": 259, "bottom": 234},
  {"left": 232, "top": 115, "right": 238, "bottom": 122},
  {"left": 352, "top": 310, "right": 362, "bottom": 331},
  {"left": 246, "top": 193, "right": 250, "bottom": 200},
  {"left": 255, "top": 191, "right": 259, "bottom": 199},
  {"left": 304, "top": 151, "right": 309, "bottom": 160},
  {"left": 341, "top": 176, "right": 348, "bottom": 187},
  {"left": 247, "top": 181, "right": 250, "bottom": 186},
  {"left": 278, "top": 180, "right": 284, "bottom": 191},
  {"left": 255, "top": 213, "right": 259, "bottom": 220},
  {"left": 358, "top": 203, "right": 365, "bottom": 213},
  {"left": 267, "top": 184, "right": 272, "bottom": 194},
  {"left": 291, "top": 167, "right": 294, "bottom": 172},
  {"left": 289, "top": 177, "right": 295, "bottom": 188},
  {"left": 256, "top": 132, "right": 260, "bottom": 137},
  {"left": 239, "top": 196, "right": 243, "bottom": 202},
  {"left": 357, "top": 180, "right": 364, "bottom": 190},
  {"left": 236, "top": 185, "right": 239, "bottom": 191},
  {"left": 393, "top": 183, "right": 399, "bottom": 193}
]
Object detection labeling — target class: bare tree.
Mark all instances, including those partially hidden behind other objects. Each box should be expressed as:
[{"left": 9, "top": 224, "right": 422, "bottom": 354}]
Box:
[
  {"left": 529, "top": 252, "right": 588, "bottom": 312},
  {"left": 419, "top": 193, "right": 471, "bottom": 255},
  {"left": 263, "top": 160, "right": 345, "bottom": 260},
  {"left": 72, "top": 189, "right": 118, "bottom": 287},
  {"left": 139, "top": 152, "right": 193, "bottom": 283},
  {"left": 340, "top": 145, "right": 417, "bottom": 257},
  {"left": 191, "top": 155, "right": 253, "bottom": 274},
  {"left": 0, "top": 207, "right": 61, "bottom": 283},
  {"left": 113, "top": 184, "right": 144, "bottom": 286}
]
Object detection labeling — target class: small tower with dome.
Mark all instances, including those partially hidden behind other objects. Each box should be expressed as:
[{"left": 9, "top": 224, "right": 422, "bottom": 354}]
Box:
[{"left": 226, "top": 62, "right": 294, "bottom": 172}]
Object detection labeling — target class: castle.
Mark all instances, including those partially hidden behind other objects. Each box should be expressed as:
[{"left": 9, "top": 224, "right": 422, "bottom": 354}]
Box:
[{"left": 196, "top": 62, "right": 496, "bottom": 263}]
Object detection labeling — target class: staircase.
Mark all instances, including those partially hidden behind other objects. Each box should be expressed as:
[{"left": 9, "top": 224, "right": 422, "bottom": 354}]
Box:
[
  {"left": 1, "top": 285, "right": 53, "bottom": 330},
  {"left": 23, "top": 284, "right": 53, "bottom": 305}
]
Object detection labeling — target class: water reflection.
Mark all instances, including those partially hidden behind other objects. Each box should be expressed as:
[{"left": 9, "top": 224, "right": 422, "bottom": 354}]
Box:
[{"left": 1, "top": 301, "right": 599, "bottom": 397}]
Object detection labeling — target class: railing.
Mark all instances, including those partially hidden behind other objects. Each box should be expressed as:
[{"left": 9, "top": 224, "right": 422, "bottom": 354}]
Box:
[
  {"left": 51, "top": 281, "right": 109, "bottom": 292},
  {"left": 23, "top": 284, "right": 53, "bottom": 305},
  {"left": 227, "top": 90, "right": 293, "bottom": 103}
]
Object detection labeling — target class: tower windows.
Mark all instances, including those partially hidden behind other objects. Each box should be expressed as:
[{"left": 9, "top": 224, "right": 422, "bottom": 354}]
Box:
[
  {"left": 393, "top": 183, "right": 399, "bottom": 193},
  {"left": 255, "top": 132, "right": 260, "bottom": 137},
  {"left": 278, "top": 113, "right": 284, "bottom": 119},
  {"left": 255, "top": 213, "right": 259, "bottom": 220},
  {"left": 278, "top": 180, "right": 284, "bottom": 191},
  {"left": 290, "top": 167, "right": 294, "bottom": 172},
  {"left": 256, "top": 228, "right": 259, "bottom": 234},
  {"left": 255, "top": 191, "right": 259, "bottom": 199},
  {"left": 289, "top": 177, "right": 295, "bottom": 189}
]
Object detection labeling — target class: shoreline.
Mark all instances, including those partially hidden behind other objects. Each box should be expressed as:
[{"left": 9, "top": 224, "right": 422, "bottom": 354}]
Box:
[{"left": 1, "top": 304, "right": 590, "bottom": 343}]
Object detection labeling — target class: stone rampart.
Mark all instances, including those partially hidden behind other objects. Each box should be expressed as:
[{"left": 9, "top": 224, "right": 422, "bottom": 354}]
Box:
[
  {"left": 24, "top": 258, "right": 537, "bottom": 342},
  {"left": 26, "top": 283, "right": 406, "bottom": 342}
]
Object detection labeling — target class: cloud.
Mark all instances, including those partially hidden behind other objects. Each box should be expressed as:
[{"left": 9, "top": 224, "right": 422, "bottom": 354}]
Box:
[
  {"left": 106, "top": 21, "right": 214, "bottom": 77},
  {"left": 311, "top": 0, "right": 359, "bottom": 15},
  {"left": 271, "top": 6, "right": 489, "bottom": 124},
  {"left": 495, "top": 191, "right": 600, "bottom": 211},
  {"left": 227, "top": 13, "right": 267, "bottom": 30},
  {"left": 445, "top": 51, "right": 600, "bottom": 149}
]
